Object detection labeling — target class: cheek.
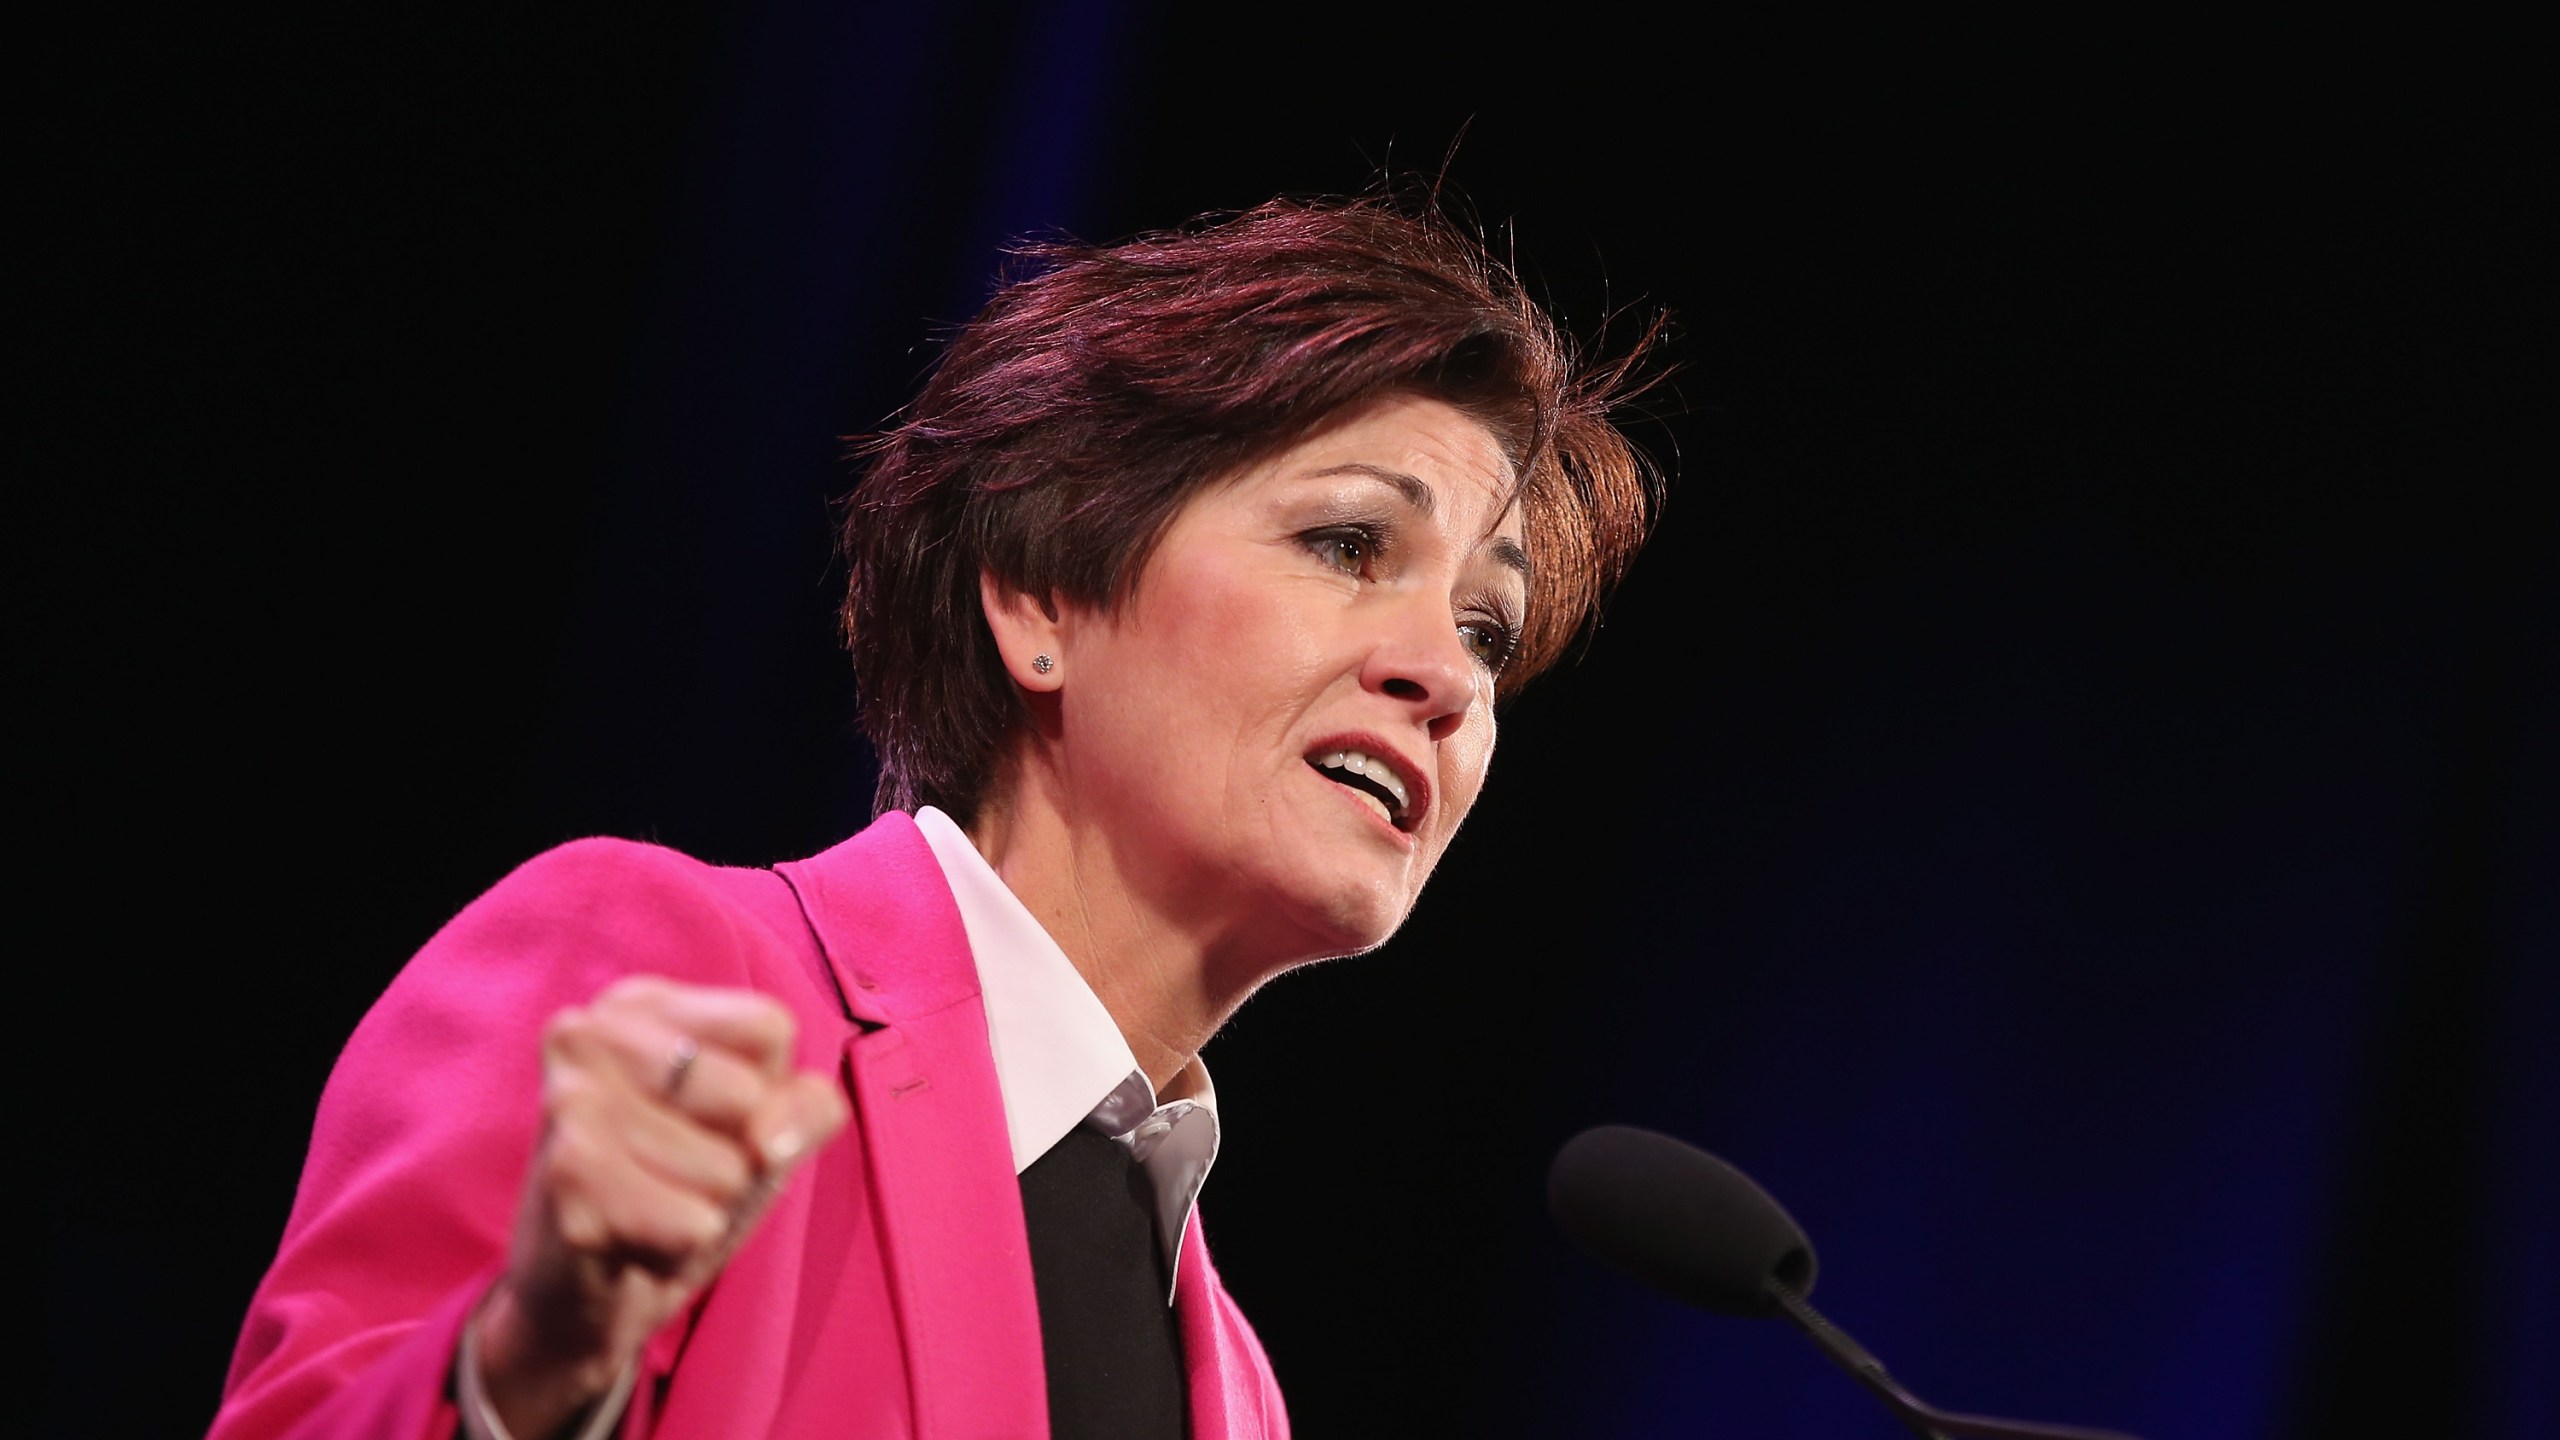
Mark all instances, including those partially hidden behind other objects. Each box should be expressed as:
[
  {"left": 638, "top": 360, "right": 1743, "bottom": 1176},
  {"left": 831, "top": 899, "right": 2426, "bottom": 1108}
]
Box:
[
  {"left": 1097, "top": 559, "right": 1254, "bottom": 701},
  {"left": 1100, "top": 561, "right": 1331, "bottom": 786},
  {"left": 1437, "top": 707, "right": 1499, "bottom": 830},
  {"left": 1152, "top": 558, "right": 1335, "bottom": 708}
]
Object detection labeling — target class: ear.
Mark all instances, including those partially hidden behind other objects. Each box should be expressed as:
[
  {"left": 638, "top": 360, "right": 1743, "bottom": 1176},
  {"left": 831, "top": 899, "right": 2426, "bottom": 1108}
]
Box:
[{"left": 979, "top": 570, "right": 1067, "bottom": 693}]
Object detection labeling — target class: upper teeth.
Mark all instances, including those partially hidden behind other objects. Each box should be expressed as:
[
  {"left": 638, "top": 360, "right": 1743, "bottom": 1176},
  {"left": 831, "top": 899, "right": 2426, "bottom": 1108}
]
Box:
[{"left": 1316, "top": 750, "right": 1411, "bottom": 816}]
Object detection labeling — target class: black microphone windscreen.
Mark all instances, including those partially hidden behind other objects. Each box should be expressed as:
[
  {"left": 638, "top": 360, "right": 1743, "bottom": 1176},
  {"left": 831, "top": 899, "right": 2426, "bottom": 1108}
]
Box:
[{"left": 1548, "top": 1125, "right": 1818, "bottom": 1317}]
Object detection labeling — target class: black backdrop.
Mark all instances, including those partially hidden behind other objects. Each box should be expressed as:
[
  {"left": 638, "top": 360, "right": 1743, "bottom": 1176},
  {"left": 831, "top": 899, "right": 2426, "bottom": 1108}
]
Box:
[{"left": 38, "top": 6, "right": 2552, "bottom": 1437}]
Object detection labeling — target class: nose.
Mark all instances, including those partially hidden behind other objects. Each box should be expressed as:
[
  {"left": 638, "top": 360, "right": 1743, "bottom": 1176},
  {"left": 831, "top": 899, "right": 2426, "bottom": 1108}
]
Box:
[{"left": 1361, "top": 593, "right": 1482, "bottom": 742}]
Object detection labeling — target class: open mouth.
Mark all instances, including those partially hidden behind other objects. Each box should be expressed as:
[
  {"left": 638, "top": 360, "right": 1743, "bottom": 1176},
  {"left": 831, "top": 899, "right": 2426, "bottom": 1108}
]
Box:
[{"left": 1307, "top": 747, "right": 1419, "bottom": 833}]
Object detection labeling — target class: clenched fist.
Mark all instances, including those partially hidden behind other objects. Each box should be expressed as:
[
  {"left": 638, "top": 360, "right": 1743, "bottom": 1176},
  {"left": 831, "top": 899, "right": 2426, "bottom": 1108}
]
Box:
[{"left": 471, "top": 976, "right": 849, "bottom": 1437}]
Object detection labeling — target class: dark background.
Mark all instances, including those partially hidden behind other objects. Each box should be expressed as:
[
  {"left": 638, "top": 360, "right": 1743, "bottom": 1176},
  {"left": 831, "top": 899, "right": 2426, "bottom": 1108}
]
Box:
[{"left": 38, "top": 5, "right": 2552, "bottom": 1437}]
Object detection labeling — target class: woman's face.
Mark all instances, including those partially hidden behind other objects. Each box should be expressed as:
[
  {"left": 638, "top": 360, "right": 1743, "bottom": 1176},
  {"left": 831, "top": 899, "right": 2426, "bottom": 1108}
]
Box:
[{"left": 1046, "top": 392, "right": 1526, "bottom": 970}]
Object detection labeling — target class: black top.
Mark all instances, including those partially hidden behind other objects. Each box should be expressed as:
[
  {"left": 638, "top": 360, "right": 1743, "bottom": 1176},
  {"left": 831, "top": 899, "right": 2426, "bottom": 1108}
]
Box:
[{"left": 1016, "top": 1125, "right": 1189, "bottom": 1439}]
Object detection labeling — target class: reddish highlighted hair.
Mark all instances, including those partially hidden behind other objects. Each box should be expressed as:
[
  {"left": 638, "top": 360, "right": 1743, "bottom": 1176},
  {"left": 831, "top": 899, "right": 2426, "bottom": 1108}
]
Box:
[{"left": 844, "top": 192, "right": 1663, "bottom": 821}]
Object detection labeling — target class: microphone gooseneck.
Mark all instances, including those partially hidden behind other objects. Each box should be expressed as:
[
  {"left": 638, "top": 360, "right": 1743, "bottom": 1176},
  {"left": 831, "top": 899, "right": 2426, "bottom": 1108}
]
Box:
[{"left": 1548, "top": 1125, "right": 2144, "bottom": 1440}]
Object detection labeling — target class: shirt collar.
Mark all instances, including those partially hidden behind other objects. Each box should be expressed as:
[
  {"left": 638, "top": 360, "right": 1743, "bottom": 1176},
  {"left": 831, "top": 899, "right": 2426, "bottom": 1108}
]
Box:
[{"left": 913, "top": 806, "right": 1220, "bottom": 1293}]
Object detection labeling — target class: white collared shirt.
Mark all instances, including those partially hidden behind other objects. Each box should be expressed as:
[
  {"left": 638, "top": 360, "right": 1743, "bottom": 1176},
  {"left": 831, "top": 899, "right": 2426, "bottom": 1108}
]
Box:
[{"left": 913, "top": 805, "right": 1221, "bottom": 1295}]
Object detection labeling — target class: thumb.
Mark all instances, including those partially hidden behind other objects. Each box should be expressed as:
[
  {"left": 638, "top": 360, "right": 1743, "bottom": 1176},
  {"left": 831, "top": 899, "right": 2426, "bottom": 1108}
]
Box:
[
  {"left": 697, "top": 1077, "right": 848, "bottom": 1286},
  {"left": 752, "top": 1073, "right": 850, "bottom": 1174}
]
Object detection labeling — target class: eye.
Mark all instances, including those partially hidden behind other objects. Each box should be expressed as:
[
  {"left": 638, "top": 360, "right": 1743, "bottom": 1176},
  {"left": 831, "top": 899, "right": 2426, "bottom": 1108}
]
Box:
[
  {"left": 1303, "top": 525, "right": 1377, "bottom": 576},
  {"left": 1457, "top": 616, "right": 1521, "bottom": 672}
]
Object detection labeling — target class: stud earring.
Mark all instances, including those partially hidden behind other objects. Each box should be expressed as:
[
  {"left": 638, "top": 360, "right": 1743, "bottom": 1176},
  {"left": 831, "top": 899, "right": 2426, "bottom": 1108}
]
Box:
[{"left": 1032, "top": 654, "right": 1055, "bottom": 675}]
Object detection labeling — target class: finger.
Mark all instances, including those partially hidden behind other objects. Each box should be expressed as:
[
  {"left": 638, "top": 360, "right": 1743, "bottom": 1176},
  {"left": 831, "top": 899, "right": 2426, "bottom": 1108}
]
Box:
[
  {"left": 672, "top": 1076, "right": 849, "bottom": 1287},
  {"left": 541, "top": 1110, "right": 732, "bottom": 1277},
  {"left": 788, "top": 1073, "right": 851, "bottom": 1151},
  {"left": 541, "top": 1064, "right": 759, "bottom": 1211},
  {"left": 594, "top": 1083, "right": 761, "bottom": 1209},
  {"left": 592, "top": 976, "right": 798, "bottom": 1080},
  {"left": 559, "top": 1010, "right": 771, "bottom": 1136},
  {"left": 744, "top": 1071, "right": 852, "bottom": 1174}
]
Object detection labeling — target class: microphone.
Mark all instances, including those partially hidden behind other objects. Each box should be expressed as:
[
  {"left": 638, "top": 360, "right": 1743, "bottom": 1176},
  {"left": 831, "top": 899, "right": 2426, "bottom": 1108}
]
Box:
[{"left": 1549, "top": 1125, "right": 2143, "bottom": 1440}]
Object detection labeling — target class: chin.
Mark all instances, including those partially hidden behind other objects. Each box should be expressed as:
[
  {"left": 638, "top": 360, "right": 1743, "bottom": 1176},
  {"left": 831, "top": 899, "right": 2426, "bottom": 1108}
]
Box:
[{"left": 1266, "top": 868, "right": 1417, "bottom": 963}]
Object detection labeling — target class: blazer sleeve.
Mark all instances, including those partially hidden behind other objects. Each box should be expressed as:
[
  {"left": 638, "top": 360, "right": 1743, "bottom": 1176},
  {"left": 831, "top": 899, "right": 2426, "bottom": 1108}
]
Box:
[{"left": 209, "top": 838, "right": 795, "bottom": 1440}]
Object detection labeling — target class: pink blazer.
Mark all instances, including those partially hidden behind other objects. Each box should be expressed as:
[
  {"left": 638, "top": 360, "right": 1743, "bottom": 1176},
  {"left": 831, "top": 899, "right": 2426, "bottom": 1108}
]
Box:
[{"left": 211, "top": 812, "right": 1288, "bottom": 1439}]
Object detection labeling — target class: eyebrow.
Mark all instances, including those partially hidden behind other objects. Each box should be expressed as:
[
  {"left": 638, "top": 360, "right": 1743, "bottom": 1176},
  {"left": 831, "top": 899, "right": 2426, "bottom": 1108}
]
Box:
[
  {"left": 1309, "top": 462, "right": 1434, "bottom": 515},
  {"left": 1307, "top": 462, "right": 1533, "bottom": 580}
]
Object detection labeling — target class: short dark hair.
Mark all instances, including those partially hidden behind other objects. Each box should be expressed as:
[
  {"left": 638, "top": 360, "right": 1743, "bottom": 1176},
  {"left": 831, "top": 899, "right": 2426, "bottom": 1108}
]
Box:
[{"left": 843, "top": 192, "right": 1662, "bottom": 822}]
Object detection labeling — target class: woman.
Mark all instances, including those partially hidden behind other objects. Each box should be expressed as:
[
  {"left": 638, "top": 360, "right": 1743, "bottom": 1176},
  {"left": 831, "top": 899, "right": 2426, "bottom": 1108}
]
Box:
[{"left": 212, "top": 194, "right": 1659, "bottom": 1440}]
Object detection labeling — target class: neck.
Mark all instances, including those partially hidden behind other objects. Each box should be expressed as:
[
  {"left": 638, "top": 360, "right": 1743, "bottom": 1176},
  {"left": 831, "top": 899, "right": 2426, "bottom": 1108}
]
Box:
[{"left": 963, "top": 764, "right": 1301, "bottom": 1094}]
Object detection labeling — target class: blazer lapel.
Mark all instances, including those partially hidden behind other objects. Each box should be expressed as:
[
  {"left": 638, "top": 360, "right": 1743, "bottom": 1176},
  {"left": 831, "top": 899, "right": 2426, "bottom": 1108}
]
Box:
[
  {"left": 780, "top": 815, "right": 1048, "bottom": 1437},
  {"left": 1176, "top": 1218, "right": 1283, "bottom": 1440}
]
